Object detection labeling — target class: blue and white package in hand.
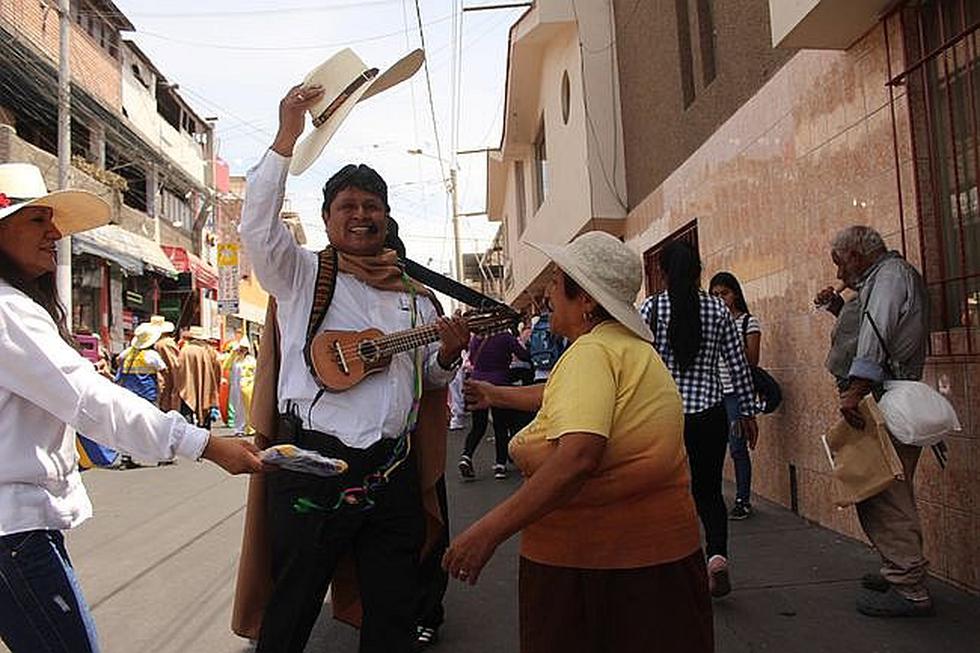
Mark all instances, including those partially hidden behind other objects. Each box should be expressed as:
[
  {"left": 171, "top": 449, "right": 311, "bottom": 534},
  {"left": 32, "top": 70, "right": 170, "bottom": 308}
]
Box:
[
  {"left": 261, "top": 444, "right": 349, "bottom": 477},
  {"left": 877, "top": 380, "right": 961, "bottom": 447}
]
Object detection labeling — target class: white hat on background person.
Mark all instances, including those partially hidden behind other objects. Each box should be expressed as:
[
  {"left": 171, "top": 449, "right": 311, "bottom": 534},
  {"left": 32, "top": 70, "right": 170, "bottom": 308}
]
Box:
[
  {"left": 289, "top": 48, "right": 425, "bottom": 175},
  {"left": 527, "top": 231, "right": 654, "bottom": 342},
  {"left": 130, "top": 322, "right": 164, "bottom": 350},
  {"left": 149, "top": 314, "right": 175, "bottom": 334},
  {"left": 0, "top": 163, "right": 111, "bottom": 236}
]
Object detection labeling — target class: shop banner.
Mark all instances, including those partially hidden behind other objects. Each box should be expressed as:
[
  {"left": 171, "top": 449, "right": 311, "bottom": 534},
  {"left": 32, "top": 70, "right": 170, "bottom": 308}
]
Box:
[{"left": 218, "top": 242, "right": 240, "bottom": 315}]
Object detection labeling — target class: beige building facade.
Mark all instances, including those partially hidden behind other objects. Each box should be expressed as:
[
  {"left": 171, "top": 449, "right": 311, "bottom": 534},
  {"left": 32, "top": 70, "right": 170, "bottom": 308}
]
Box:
[
  {"left": 490, "top": 0, "right": 979, "bottom": 592},
  {"left": 487, "top": 0, "right": 627, "bottom": 310}
]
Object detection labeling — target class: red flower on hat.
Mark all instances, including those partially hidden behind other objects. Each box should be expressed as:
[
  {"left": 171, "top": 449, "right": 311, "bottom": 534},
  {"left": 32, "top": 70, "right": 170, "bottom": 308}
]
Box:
[{"left": 0, "top": 193, "right": 10, "bottom": 209}]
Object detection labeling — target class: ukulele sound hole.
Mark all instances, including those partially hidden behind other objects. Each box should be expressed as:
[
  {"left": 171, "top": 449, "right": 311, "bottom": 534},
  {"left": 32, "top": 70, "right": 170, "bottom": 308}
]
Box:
[{"left": 358, "top": 340, "right": 381, "bottom": 363}]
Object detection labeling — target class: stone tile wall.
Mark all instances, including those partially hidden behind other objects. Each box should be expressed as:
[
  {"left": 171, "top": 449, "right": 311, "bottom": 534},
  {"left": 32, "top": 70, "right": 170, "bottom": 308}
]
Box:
[{"left": 624, "top": 23, "right": 979, "bottom": 592}]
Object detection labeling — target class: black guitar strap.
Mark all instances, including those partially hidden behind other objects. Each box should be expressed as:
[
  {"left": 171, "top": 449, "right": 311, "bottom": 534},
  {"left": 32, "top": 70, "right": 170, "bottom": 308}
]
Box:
[{"left": 401, "top": 257, "right": 506, "bottom": 310}]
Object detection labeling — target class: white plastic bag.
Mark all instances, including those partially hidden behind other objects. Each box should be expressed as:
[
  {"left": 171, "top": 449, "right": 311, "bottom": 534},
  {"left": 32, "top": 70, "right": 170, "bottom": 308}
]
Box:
[{"left": 877, "top": 380, "right": 961, "bottom": 446}]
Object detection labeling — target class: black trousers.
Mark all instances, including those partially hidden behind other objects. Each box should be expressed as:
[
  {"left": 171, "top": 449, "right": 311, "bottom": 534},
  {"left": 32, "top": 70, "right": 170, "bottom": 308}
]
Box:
[
  {"left": 257, "top": 431, "right": 424, "bottom": 653},
  {"left": 462, "top": 406, "right": 511, "bottom": 466},
  {"left": 683, "top": 403, "right": 730, "bottom": 559},
  {"left": 415, "top": 476, "right": 449, "bottom": 630}
]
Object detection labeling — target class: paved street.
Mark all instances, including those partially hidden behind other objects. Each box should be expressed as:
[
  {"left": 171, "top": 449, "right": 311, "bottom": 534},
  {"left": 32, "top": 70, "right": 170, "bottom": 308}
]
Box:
[{"left": 3, "top": 426, "right": 976, "bottom": 653}]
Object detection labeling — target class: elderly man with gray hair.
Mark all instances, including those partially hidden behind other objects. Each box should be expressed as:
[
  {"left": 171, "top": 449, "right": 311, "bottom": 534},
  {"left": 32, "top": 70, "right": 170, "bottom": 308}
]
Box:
[{"left": 815, "top": 225, "right": 932, "bottom": 617}]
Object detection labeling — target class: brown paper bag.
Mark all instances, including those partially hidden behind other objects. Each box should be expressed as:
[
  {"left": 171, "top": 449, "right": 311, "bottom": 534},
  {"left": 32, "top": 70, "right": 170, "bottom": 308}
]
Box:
[{"left": 821, "top": 397, "right": 904, "bottom": 507}]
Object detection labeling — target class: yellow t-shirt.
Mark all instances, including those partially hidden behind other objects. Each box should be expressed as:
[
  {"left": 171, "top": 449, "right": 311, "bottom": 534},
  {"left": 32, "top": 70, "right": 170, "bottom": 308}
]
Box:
[{"left": 509, "top": 321, "right": 700, "bottom": 569}]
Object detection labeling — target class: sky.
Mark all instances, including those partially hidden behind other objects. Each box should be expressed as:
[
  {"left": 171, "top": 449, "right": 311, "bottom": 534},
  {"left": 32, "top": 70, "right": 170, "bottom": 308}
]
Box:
[{"left": 112, "top": 0, "right": 523, "bottom": 277}]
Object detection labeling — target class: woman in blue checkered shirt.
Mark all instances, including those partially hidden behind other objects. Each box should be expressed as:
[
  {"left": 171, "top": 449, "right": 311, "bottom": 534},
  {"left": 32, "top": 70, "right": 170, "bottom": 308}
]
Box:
[{"left": 639, "top": 241, "right": 758, "bottom": 599}]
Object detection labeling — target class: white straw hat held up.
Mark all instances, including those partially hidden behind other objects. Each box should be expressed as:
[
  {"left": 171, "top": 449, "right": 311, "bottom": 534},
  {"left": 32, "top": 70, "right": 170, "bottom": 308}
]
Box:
[
  {"left": 528, "top": 231, "right": 653, "bottom": 342},
  {"left": 0, "top": 163, "right": 110, "bottom": 236},
  {"left": 289, "top": 48, "right": 424, "bottom": 176}
]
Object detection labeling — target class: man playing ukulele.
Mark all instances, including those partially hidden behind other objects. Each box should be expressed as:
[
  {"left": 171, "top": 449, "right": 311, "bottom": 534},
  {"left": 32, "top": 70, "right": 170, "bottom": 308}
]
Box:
[{"left": 239, "top": 81, "right": 469, "bottom": 653}]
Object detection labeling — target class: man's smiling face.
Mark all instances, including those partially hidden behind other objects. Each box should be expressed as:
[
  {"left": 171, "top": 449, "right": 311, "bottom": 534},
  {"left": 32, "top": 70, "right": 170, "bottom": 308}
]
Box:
[{"left": 323, "top": 186, "right": 388, "bottom": 256}]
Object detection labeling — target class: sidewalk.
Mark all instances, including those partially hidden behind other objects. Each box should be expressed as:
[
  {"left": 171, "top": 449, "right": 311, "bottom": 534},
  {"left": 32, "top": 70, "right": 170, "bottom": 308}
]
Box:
[
  {"left": 306, "top": 429, "right": 980, "bottom": 652},
  {"left": 715, "top": 489, "right": 979, "bottom": 653}
]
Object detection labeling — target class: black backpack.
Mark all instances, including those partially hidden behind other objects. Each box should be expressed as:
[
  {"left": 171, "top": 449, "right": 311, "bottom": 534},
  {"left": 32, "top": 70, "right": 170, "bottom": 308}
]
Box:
[{"left": 741, "top": 315, "right": 781, "bottom": 414}]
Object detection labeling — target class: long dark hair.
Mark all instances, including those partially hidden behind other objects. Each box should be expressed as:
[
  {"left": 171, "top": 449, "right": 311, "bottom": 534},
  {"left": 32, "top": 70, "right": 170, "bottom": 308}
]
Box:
[
  {"left": 708, "top": 271, "right": 750, "bottom": 315},
  {"left": 0, "top": 246, "right": 75, "bottom": 346},
  {"left": 659, "top": 241, "right": 702, "bottom": 370}
]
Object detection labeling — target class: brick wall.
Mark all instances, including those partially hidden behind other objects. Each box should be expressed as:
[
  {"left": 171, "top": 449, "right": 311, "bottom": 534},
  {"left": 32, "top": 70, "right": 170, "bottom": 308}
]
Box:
[{"left": 0, "top": 0, "right": 121, "bottom": 110}]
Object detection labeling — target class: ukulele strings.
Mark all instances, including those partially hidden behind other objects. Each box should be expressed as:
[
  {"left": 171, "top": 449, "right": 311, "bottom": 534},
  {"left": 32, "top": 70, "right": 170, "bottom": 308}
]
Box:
[{"left": 329, "top": 317, "right": 509, "bottom": 359}]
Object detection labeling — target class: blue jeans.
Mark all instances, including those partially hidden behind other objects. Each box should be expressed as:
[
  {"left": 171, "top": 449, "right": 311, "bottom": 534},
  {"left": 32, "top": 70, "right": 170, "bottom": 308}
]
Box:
[
  {"left": 0, "top": 530, "right": 100, "bottom": 653},
  {"left": 723, "top": 393, "right": 752, "bottom": 504}
]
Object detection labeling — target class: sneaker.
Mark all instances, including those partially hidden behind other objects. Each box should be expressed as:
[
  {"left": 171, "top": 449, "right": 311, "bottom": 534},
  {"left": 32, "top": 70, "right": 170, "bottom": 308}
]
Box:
[
  {"left": 856, "top": 587, "right": 935, "bottom": 617},
  {"left": 707, "top": 555, "right": 732, "bottom": 598},
  {"left": 413, "top": 625, "right": 439, "bottom": 651},
  {"left": 861, "top": 572, "right": 890, "bottom": 593},
  {"left": 729, "top": 501, "right": 752, "bottom": 520},
  {"left": 493, "top": 464, "right": 507, "bottom": 480},
  {"left": 458, "top": 455, "right": 475, "bottom": 480}
]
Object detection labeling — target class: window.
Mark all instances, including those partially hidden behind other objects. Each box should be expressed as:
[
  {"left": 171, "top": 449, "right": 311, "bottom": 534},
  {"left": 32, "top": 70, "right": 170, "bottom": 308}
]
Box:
[
  {"left": 642, "top": 220, "right": 699, "bottom": 296},
  {"left": 533, "top": 118, "right": 548, "bottom": 211},
  {"left": 515, "top": 160, "right": 527, "bottom": 235},
  {"left": 161, "top": 188, "right": 194, "bottom": 231},
  {"left": 675, "top": 0, "right": 696, "bottom": 107},
  {"left": 696, "top": 0, "right": 717, "bottom": 85},
  {"left": 895, "top": 0, "right": 980, "bottom": 355}
]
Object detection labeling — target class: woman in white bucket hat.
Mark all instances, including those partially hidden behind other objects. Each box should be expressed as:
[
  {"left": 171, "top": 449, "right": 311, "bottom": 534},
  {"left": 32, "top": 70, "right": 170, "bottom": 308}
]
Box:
[
  {"left": 0, "top": 163, "right": 266, "bottom": 652},
  {"left": 444, "top": 231, "right": 712, "bottom": 653}
]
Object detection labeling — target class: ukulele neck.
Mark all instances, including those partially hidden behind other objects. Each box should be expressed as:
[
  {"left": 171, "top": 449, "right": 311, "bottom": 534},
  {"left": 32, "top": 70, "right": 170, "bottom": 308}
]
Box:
[{"left": 374, "top": 323, "right": 443, "bottom": 358}]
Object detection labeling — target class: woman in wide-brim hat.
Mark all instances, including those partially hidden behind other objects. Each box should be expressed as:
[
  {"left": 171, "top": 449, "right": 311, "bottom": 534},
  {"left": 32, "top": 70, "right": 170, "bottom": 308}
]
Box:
[
  {"left": 0, "top": 163, "right": 265, "bottom": 653},
  {"left": 444, "top": 231, "right": 713, "bottom": 653},
  {"left": 115, "top": 322, "right": 168, "bottom": 406}
]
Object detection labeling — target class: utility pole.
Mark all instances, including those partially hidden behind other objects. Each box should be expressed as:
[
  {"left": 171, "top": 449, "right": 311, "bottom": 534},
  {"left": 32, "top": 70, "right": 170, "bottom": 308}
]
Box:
[
  {"left": 56, "top": 0, "right": 72, "bottom": 325},
  {"left": 449, "top": 166, "right": 463, "bottom": 282}
]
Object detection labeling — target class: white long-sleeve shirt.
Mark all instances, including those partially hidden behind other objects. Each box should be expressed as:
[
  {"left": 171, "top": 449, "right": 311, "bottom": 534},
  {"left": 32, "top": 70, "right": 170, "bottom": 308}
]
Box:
[
  {"left": 239, "top": 150, "right": 453, "bottom": 449},
  {"left": 0, "top": 281, "right": 209, "bottom": 536}
]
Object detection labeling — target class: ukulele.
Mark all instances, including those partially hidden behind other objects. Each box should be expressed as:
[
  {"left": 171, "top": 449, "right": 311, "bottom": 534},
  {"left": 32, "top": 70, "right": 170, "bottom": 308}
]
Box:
[{"left": 309, "top": 307, "right": 519, "bottom": 392}]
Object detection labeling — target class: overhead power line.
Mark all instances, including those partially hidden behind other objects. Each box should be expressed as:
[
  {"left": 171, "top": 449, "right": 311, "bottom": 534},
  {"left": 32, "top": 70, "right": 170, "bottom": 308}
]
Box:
[
  {"left": 78, "top": 0, "right": 401, "bottom": 19},
  {"left": 130, "top": 12, "right": 455, "bottom": 52}
]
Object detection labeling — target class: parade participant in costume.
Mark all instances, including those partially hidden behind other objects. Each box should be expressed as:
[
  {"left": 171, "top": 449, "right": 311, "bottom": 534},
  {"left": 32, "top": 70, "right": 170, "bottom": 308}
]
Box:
[
  {"left": 151, "top": 315, "right": 182, "bottom": 411},
  {"left": 0, "top": 162, "right": 265, "bottom": 653},
  {"left": 231, "top": 48, "right": 469, "bottom": 653},
  {"left": 116, "top": 321, "right": 167, "bottom": 404},
  {"left": 178, "top": 326, "right": 220, "bottom": 428},
  {"left": 227, "top": 337, "right": 257, "bottom": 436}
]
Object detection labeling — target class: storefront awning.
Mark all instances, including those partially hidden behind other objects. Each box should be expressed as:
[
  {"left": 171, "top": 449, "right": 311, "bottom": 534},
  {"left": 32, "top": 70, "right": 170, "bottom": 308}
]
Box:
[
  {"left": 162, "top": 245, "right": 218, "bottom": 290},
  {"left": 72, "top": 225, "right": 179, "bottom": 278}
]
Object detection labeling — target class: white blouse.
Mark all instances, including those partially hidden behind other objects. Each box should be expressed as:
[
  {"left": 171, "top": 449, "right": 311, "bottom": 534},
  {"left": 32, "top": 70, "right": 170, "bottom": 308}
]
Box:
[{"left": 0, "top": 281, "right": 209, "bottom": 536}]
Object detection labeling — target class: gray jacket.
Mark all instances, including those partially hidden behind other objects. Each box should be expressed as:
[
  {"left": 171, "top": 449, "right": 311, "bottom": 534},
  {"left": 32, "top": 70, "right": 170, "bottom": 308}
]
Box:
[{"left": 849, "top": 251, "right": 929, "bottom": 382}]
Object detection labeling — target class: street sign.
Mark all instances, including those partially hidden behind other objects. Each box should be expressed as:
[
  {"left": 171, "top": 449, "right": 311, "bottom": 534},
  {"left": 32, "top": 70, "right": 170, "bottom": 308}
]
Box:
[{"left": 217, "top": 242, "right": 239, "bottom": 315}]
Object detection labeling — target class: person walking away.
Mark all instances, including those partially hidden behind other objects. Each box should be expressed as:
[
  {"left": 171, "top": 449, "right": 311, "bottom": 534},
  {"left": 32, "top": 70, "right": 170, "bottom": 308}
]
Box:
[
  {"left": 0, "top": 162, "right": 265, "bottom": 653},
  {"left": 116, "top": 322, "right": 167, "bottom": 405},
  {"left": 709, "top": 272, "right": 761, "bottom": 519},
  {"left": 228, "top": 337, "right": 256, "bottom": 436},
  {"left": 815, "top": 225, "right": 933, "bottom": 618},
  {"left": 447, "top": 357, "right": 468, "bottom": 431},
  {"left": 639, "top": 241, "right": 758, "bottom": 598},
  {"left": 151, "top": 315, "right": 182, "bottom": 411},
  {"left": 458, "top": 331, "right": 530, "bottom": 480},
  {"left": 178, "top": 327, "right": 219, "bottom": 428},
  {"left": 527, "top": 312, "right": 565, "bottom": 382},
  {"left": 445, "top": 231, "right": 712, "bottom": 653}
]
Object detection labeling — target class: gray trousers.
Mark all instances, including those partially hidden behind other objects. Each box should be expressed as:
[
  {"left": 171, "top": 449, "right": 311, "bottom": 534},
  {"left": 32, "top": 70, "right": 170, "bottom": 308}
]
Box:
[{"left": 856, "top": 438, "right": 929, "bottom": 592}]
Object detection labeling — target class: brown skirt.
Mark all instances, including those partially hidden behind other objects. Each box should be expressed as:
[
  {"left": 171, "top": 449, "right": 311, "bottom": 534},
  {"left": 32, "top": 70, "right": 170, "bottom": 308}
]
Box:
[{"left": 519, "top": 550, "right": 713, "bottom": 653}]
